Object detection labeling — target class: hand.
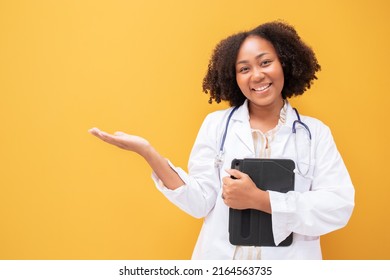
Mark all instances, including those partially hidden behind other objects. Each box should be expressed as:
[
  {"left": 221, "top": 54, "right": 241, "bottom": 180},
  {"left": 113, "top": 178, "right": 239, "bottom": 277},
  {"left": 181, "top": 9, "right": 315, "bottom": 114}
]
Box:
[
  {"left": 89, "top": 127, "right": 184, "bottom": 189},
  {"left": 222, "top": 169, "right": 270, "bottom": 213},
  {"left": 88, "top": 127, "right": 151, "bottom": 157}
]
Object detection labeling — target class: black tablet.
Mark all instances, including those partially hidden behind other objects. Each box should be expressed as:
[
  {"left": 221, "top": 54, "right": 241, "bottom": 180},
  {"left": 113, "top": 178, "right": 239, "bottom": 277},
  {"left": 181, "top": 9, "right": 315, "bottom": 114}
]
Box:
[{"left": 229, "top": 158, "right": 295, "bottom": 247}]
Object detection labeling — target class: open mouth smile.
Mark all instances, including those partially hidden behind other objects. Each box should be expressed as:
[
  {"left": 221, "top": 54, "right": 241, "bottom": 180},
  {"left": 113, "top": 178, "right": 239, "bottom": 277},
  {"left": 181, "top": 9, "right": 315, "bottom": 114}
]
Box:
[{"left": 251, "top": 83, "right": 272, "bottom": 92}]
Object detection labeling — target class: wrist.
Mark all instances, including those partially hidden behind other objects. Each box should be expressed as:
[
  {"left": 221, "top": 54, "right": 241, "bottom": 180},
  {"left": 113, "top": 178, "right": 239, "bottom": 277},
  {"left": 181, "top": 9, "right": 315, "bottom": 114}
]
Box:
[
  {"left": 139, "top": 143, "right": 155, "bottom": 160},
  {"left": 251, "top": 189, "right": 271, "bottom": 214}
]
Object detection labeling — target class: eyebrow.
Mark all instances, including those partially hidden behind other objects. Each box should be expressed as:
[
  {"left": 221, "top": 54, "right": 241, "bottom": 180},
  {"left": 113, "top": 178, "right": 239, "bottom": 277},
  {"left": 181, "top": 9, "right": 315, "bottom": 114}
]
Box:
[{"left": 236, "top": 52, "right": 269, "bottom": 65}]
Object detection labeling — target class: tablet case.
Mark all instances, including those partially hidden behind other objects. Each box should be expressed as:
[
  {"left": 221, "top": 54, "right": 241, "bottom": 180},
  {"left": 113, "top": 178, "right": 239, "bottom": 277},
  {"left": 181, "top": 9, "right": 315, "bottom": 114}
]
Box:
[{"left": 229, "top": 158, "right": 295, "bottom": 247}]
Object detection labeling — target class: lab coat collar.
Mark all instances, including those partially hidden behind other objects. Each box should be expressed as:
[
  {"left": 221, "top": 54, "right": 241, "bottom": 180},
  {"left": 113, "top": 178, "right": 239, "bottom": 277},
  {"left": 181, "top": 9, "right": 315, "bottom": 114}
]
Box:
[
  {"left": 230, "top": 100, "right": 253, "bottom": 154},
  {"left": 229, "top": 99, "right": 297, "bottom": 154},
  {"left": 231, "top": 99, "right": 296, "bottom": 128},
  {"left": 284, "top": 101, "right": 297, "bottom": 129},
  {"left": 278, "top": 101, "right": 297, "bottom": 140},
  {"left": 231, "top": 99, "right": 250, "bottom": 122}
]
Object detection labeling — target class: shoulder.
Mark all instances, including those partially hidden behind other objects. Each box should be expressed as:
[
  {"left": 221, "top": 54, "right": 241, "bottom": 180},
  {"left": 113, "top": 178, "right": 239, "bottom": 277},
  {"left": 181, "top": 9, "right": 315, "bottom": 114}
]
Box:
[
  {"left": 201, "top": 107, "right": 236, "bottom": 128},
  {"left": 300, "top": 114, "right": 329, "bottom": 130},
  {"left": 287, "top": 103, "right": 331, "bottom": 134},
  {"left": 194, "top": 107, "right": 236, "bottom": 141},
  {"left": 298, "top": 114, "right": 336, "bottom": 147}
]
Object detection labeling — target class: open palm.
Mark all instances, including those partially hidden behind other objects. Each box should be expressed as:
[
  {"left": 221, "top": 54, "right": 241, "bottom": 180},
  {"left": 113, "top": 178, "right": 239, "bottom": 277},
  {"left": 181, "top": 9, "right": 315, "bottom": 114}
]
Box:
[{"left": 89, "top": 127, "right": 150, "bottom": 155}]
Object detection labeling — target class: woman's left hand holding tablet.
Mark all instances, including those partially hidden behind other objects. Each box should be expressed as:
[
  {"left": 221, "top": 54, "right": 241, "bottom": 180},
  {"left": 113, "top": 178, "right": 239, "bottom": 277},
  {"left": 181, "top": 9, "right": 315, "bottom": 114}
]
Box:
[{"left": 222, "top": 169, "right": 271, "bottom": 213}]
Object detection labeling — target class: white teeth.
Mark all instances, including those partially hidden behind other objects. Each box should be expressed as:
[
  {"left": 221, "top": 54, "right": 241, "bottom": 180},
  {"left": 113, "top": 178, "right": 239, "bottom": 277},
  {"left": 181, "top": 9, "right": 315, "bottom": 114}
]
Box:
[{"left": 253, "top": 84, "right": 271, "bottom": 91}]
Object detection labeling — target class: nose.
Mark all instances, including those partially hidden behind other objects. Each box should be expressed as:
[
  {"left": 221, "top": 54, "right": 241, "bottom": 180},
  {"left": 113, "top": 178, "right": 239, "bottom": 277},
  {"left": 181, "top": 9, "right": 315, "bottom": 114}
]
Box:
[{"left": 252, "top": 66, "right": 265, "bottom": 81}]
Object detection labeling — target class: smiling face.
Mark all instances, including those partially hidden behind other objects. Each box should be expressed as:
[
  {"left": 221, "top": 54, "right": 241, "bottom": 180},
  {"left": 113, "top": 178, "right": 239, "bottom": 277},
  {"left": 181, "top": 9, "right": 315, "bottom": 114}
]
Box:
[{"left": 235, "top": 35, "right": 284, "bottom": 111}]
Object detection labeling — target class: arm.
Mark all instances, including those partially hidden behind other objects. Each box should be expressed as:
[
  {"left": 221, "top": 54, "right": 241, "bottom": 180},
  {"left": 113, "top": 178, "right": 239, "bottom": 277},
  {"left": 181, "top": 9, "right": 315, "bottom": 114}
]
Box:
[
  {"left": 88, "top": 127, "right": 184, "bottom": 189},
  {"left": 89, "top": 109, "right": 231, "bottom": 219},
  {"left": 152, "top": 111, "right": 226, "bottom": 218},
  {"left": 270, "top": 123, "right": 355, "bottom": 244}
]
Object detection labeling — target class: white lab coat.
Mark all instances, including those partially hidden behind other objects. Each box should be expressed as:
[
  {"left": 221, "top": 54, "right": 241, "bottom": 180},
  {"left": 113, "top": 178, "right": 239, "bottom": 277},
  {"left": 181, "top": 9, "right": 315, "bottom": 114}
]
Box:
[{"left": 153, "top": 100, "right": 355, "bottom": 259}]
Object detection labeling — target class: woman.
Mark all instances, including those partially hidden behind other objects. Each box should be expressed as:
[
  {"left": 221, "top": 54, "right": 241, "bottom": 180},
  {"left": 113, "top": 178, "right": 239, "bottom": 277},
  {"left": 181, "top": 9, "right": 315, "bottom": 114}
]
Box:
[{"left": 89, "top": 21, "right": 355, "bottom": 259}]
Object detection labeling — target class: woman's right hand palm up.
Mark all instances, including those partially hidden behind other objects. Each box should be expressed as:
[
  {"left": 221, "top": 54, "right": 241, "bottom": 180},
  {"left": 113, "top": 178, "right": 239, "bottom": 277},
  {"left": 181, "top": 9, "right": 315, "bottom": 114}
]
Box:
[{"left": 88, "top": 127, "right": 150, "bottom": 156}]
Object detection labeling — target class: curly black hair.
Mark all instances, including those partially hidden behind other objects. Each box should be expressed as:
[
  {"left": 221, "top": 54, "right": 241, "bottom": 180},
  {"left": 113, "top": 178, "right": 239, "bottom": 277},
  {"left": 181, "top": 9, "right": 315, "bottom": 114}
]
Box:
[{"left": 202, "top": 21, "right": 321, "bottom": 107}]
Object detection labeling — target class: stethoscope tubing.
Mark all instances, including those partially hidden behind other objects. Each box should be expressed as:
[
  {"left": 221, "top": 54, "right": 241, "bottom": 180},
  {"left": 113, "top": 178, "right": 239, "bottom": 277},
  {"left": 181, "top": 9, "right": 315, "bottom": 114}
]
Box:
[{"left": 215, "top": 106, "right": 312, "bottom": 177}]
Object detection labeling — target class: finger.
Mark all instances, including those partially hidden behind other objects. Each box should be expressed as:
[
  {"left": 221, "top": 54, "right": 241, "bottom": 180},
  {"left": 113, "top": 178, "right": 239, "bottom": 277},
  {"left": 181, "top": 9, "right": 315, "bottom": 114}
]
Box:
[
  {"left": 114, "top": 131, "right": 126, "bottom": 136},
  {"left": 225, "top": 168, "right": 246, "bottom": 179},
  {"left": 89, "top": 129, "right": 118, "bottom": 144},
  {"left": 89, "top": 127, "right": 129, "bottom": 150},
  {"left": 88, "top": 127, "right": 112, "bottom": 140},
  {"left": 88, "top": 127, "right": 101, "bottom": 136},
  {"left": 99, "top": 132, "right": 121, "bottom": 144},
  {"left": 221, "top": 186, "right": 229, "bottom": 199},
  {"left": 222, "top": 176, "right": 231, "bottom": 185},
  {"left": 96, "top": 130, "right": 113, "bottom": 140}
]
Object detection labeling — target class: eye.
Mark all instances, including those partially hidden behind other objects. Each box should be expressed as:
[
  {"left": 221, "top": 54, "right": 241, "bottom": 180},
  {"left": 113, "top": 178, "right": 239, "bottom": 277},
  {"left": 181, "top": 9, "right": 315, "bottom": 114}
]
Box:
[
  {"left": 238, "top": 66, "right": 250, "bottom": 73},
  {"left": 261, "top": 60, "right": 272, "bottom": 67}
]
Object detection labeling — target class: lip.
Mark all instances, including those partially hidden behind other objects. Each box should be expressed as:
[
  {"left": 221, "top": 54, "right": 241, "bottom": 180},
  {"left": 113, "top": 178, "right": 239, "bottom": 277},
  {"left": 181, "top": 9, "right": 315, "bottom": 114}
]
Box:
[{"left": 251, "top": 83, "right": 272, "bottom": 93}]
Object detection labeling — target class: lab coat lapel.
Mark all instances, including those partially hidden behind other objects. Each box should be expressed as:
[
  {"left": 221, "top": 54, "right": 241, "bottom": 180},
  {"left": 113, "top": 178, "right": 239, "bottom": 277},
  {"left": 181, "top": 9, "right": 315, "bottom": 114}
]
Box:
[
  {"left": 231, "top": 100, "right": 255, "bottom": 155},
  {"left": 278, "top": 102, "right": 296, "bottom": 141},
  {"left": 229, "top": 100, "right": 296, "bottom": 156},
  {"left": 284, "top": 102, "right": 296, "bottom": 129}
]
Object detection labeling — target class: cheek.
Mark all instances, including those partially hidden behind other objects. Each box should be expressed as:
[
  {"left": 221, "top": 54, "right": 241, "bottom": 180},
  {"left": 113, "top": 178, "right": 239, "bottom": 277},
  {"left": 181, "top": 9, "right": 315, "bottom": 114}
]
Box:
[
  {"left": 278, "top": 73, "right": 285, "bottom": 87},
  {"left": 272, "top": 67, "right": 285, "bottom": 87},
  {"left": 236, "top": 76, "right": 246, "bottom": 91}
]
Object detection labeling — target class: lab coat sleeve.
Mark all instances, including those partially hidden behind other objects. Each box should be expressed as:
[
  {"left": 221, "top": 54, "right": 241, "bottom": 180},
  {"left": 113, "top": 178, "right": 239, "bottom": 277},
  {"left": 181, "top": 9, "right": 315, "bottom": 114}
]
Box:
[
  {"left": 152, "top": 112, "right": 222, "bottom": 219},
  {"left": 269, "top": 123, "right": 355, "bottom": 245}
]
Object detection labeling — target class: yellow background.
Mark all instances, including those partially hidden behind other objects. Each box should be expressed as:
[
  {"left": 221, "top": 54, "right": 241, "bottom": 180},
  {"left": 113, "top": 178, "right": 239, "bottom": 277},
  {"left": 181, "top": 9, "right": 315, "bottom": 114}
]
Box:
[{"left": 0, "top": 0, "right": 389, "bottom": 259}]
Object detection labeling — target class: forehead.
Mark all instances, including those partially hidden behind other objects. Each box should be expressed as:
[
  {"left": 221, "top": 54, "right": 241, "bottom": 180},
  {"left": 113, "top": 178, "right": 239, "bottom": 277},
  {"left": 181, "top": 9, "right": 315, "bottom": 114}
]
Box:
[{"left": 236, "top": 35, "right": 277, "bottom": 60}]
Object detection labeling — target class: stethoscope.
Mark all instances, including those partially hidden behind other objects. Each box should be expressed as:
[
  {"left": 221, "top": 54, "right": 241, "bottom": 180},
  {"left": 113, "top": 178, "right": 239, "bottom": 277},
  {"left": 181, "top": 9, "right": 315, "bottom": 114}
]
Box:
[{"left": 214, "top": 106, "right": 312, "bottom": 177}]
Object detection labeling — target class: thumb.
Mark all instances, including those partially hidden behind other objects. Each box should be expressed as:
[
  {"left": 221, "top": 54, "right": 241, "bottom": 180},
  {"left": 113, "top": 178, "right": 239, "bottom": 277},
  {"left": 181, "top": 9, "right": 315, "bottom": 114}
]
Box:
[{"left": 225, "top": 168, "right": 246, "bottom": 179}]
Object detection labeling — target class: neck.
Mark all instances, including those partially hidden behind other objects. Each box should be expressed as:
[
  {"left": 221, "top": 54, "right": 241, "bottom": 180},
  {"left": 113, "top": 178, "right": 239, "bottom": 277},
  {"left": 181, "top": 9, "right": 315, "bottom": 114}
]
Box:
[{"left": 248, "top": 99, "right": 285, "bottom": 132}]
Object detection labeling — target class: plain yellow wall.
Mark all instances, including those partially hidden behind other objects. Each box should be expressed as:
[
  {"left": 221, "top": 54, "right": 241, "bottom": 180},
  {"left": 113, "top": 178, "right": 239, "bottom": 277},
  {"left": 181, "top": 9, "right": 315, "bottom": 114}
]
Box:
[{"left": 0, "top": 0, "right": 389, "bottom": 260}]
